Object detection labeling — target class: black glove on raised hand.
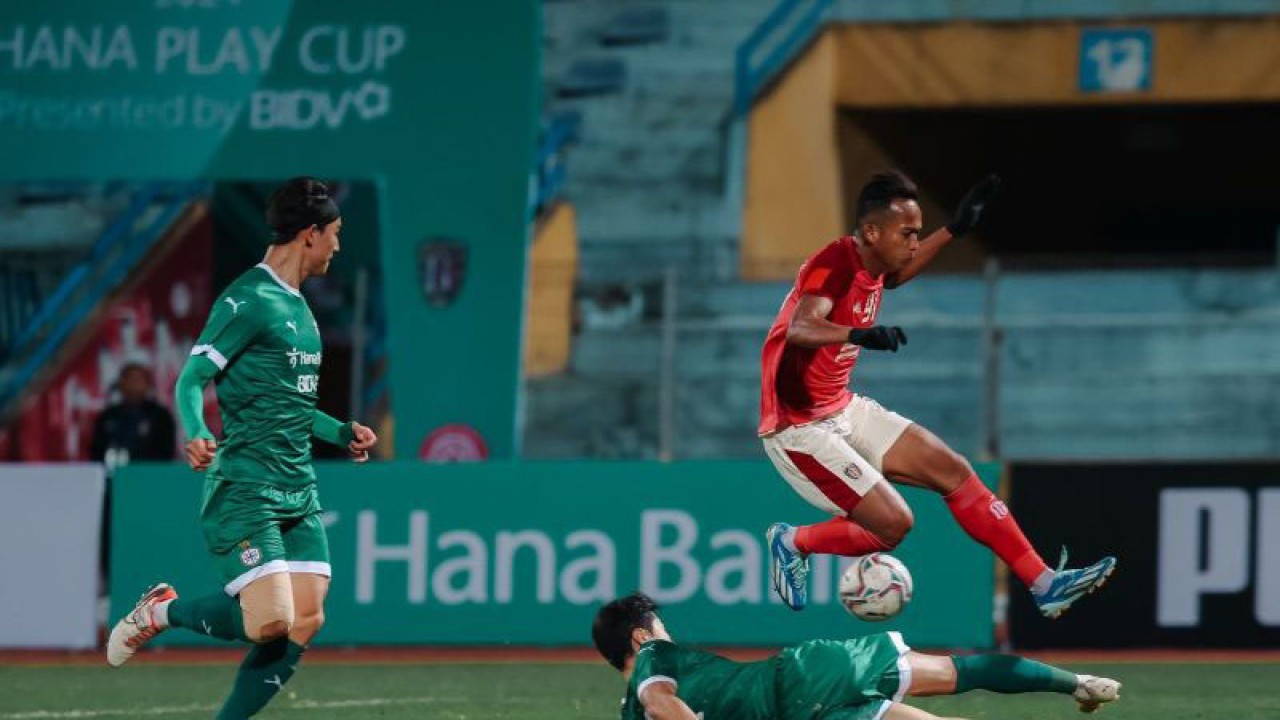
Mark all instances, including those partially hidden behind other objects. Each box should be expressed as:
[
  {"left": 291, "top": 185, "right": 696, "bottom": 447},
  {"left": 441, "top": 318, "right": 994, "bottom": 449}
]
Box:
[
  {"left": 947, "top": 174, "right": 1002, "bottom": 238},
  {"left": 847, "top": 326, "right": 907, "bottom": 352}
]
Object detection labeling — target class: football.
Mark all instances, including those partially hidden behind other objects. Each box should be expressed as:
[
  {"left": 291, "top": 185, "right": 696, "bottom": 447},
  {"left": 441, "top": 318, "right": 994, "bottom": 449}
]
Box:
[{"left": 838, "top": 553, "right": 914, "bottom": 621}]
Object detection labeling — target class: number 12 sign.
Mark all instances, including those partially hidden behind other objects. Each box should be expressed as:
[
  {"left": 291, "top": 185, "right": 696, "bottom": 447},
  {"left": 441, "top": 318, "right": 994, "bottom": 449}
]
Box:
[{"left": 1080, "top": 28, "right": 1153, "bottom": 94}]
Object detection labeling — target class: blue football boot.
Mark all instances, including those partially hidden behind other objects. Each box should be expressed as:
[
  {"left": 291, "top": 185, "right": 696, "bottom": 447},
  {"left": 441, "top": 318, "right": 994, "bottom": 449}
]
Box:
[
  {"left": 1035, "top": 548, "right": 1117, "bottom": 619},
  {"left": 767, "top": 523, "right": 810, "bottom": 611}
]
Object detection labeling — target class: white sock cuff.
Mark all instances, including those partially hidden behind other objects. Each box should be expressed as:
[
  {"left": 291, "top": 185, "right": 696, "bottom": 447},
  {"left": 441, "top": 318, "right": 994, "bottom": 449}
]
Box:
[
  {"left": 1031, "top": 568, "right": 1055, "bottom": 596},
  {"left": 782, "top": 526, "right": 799, "bottom": 553}
]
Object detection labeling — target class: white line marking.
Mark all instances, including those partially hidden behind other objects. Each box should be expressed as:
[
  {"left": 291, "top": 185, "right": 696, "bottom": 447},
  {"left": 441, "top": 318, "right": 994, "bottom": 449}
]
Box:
[
  {"left": 0, "top": 697, "right": 468, "bottom": 719},
  {"left": 0, "top": 705, "right": 213, "bottom": 719}
]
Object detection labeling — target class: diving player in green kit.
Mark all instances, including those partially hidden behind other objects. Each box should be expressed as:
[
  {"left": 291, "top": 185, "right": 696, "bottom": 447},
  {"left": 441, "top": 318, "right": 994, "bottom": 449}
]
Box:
[
  {"left": 105, "top": 177, "right": 377, "bottom": 719},
  {"left": 593, "top": 593, "right": 1121, "bottom": 720}
]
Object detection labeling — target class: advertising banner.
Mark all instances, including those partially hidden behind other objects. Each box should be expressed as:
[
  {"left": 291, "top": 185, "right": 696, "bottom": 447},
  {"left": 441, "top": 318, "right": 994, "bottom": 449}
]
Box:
[
  {"left": 1009, "top": 463, "right": 1280, "bottom": 648},
  {"left": 0, "top": 464, "right": 104, "bottom": 648},
  {"left": 113, "top": 461, "right": 1000, "bottom": 648}
]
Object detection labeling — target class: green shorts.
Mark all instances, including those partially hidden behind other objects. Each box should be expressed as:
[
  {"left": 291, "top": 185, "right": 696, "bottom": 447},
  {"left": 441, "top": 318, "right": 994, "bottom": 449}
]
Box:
[
  {"left": 777, "top": 632, "right": 910, "bottom": 720},
  {"left": 200, "top": 478, "right": 330, "bottom": 596}
]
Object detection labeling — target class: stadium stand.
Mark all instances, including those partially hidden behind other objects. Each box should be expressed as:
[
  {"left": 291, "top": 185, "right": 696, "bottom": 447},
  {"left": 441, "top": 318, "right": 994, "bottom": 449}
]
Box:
[{"left": 526, "top": 0, "right": 1280, "bottom": 461}]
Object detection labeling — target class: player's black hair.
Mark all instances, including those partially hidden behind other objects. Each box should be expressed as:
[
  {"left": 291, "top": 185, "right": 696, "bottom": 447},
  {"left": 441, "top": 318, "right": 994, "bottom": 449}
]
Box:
[
  {"left": 854, "top": 170, "right": 919, "bottom": 226},
  {"left": 265, "top": 176, "right": 340, "bottom": 244},
  {"left": 592, "top": 592, "right": 660, "bottom": 671}
]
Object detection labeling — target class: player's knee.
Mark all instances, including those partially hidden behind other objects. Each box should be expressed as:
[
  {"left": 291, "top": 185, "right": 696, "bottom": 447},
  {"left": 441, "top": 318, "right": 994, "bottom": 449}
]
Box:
[
  {"left": 879, "top": 505, "right": 914, "bottom": 549},
  {"left": 293, "top": 609, "right": 325, "bottom": 637},
  {"left": 245, "top": 605, "right": 294, "bottom": 642},
  {"left": 253, "top": 619, "right": 293, "bottom": 643},
  {"left": 288, "top": 609, "right": 325, "bottom": 645},
  {"left": 945, "top": 451, "right": 975, "bottom": 486},
  {"left": 925, "top": 449, "right": 973, "bottom": 494},
  {"left": 240, "top": 580, "right": 296, "bottom": 643}
]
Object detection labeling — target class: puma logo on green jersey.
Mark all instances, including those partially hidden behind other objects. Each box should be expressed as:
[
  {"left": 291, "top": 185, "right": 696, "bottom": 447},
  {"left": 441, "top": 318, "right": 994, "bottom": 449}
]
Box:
[{"left": 224, "top": 297, "right": 246, "bottom": 314}]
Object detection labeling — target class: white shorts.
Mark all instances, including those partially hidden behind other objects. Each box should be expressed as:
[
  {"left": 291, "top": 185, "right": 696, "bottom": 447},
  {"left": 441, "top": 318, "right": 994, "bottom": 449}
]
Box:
[{"left": 761, "top": 396, "right": 913, "bottom": 515}]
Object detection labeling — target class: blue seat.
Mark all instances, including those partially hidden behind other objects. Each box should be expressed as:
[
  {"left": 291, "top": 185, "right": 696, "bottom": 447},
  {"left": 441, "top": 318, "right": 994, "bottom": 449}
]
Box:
[
  {"left": 557, "top": 58, "right": 627, "bottom": 97},
  {"left": 601, "top": 6, "right": 670, "bottom": 46}
]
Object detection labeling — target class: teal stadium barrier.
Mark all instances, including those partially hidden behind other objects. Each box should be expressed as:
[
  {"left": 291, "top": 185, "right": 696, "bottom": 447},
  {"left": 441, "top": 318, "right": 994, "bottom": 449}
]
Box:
[{"left": 112, "top": 461, "right": 998, "bottom": 648}]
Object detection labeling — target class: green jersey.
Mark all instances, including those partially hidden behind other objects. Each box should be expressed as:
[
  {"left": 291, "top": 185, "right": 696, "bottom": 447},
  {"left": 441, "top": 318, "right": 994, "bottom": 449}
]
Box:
[
  {"left": 623, "top": 640, "right": 779, "bottom": 720},
  {"left": 191, "top": 263, "right": 324, "bottom": 487},
  {"left": 622, "top": 633, "right": 906, "bottom": 720}
]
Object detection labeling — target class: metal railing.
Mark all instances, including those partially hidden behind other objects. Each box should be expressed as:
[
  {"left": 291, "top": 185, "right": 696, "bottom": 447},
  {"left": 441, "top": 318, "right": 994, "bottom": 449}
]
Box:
[
  {"left": 829, "top": 0, "right": 1280, "bottom": 23},
  {"left": 734, "top": 0, "right": 833, "bottom": 115},
  {"left": 527, "top": 261, "right": 1280, "bottom": 461},
  {"left": 734, "top": 0, "right": 1280, "bottom": 118},
  {"left": 531, "top": 111, "right": 582, "bottom": 217}
]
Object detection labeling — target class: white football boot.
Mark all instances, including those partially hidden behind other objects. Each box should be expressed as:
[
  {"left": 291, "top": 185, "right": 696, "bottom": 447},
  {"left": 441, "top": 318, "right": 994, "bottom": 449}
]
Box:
[
  {"left": 1073, "top": 675, "right": 1121, "bottom": 713},
  {"left": 106, "top": 583, "right": 177, "bottom": 667}
]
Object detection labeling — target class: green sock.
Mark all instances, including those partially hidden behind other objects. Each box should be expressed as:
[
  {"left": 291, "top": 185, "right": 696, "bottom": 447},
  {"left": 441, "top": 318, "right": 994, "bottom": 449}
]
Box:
[
  {"left": 952, "top": 654, "right": 1078, "bottom": 695},
  {"left": 215, "top": 639, "right": 306, "bottom": 720},
  {"left": 165, "top": 592, "right": 248, "bottom": 642}
]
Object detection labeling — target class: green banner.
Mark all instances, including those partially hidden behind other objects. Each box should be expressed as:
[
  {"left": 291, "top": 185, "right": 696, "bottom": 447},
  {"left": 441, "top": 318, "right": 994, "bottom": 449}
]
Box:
[
  {"left": 0, "top": 1, "right": 540, "bottom": 457},
  {"left": 112, "top": 461, "right": 998, "bottom": 648}
]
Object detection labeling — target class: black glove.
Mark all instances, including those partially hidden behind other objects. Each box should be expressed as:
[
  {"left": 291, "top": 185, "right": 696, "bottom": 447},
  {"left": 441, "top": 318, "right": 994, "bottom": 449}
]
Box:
[
  {"left": 847, "top": 326, "right": 907, "bottom": 352},
  {"left": 947, "top": 174, "right": 1002, "bottom": 238}
]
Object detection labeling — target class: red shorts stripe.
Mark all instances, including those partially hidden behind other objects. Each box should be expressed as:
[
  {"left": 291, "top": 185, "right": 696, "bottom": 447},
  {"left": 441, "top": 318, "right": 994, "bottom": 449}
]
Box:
[{"left": 784, "top": 450, "right": 863, "bottom": 514}]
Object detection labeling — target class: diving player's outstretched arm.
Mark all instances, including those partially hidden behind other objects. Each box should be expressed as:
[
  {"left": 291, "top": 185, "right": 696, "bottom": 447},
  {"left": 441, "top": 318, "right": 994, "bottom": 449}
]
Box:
[{"left": 638, "top": 681, "right": 700, "bottom": 720}]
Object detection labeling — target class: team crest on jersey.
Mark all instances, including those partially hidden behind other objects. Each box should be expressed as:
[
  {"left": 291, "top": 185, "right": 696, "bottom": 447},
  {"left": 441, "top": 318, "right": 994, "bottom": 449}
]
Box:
[
  {"left": 843, "top": 463, "right": 862, "bottom": 481},
  {"left": 989, "top": 499, "right": 1010, "bottom": 520},
  {"left": 239, "top": 546, "right": 262, "bottom": 567},
  {"left": 419, "top": 238, "right": 468, "bottom": 308}
]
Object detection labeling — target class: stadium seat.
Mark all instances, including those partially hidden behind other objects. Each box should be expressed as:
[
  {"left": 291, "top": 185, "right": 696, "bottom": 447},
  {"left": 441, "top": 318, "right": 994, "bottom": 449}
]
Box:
[
  {"left": 600, "top": 6, "right": 670, "bottom": 46},
  {"left": 556, "top": 58, "right": 628, "bottom": 97}
]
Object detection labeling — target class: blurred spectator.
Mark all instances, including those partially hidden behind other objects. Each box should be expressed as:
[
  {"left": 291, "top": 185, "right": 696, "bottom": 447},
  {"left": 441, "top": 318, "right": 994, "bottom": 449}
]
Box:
[
  {"left": 90, "top": 362, "right": 176, "bottom": 471},
  {"left": 579, "top": 283, "right": 644, "bottom": 329}
]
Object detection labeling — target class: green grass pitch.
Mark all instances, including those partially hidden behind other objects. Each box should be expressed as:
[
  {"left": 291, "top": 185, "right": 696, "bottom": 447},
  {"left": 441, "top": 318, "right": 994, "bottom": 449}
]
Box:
[{"left": 0, "top": 662, "right": 1277, "bottom": 718}]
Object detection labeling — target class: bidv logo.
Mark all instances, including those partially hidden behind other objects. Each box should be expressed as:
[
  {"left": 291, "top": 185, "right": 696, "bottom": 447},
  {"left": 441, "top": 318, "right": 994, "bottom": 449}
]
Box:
[
  {"left": 250, "top": 80, "right": 391, "bottom": 131},
  {"left": 419, "top": 239, "right": 468, "bottom": 308},
  {"left": 250, "top": 25, "right": 405, "bottom": 131},
  {"left": 1157, "top": 487, "right": 1280, "bottom": 628}
]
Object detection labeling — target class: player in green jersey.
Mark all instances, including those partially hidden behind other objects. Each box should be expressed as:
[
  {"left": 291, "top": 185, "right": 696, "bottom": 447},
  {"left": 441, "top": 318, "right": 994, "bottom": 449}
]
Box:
[
  {"left": 105, "top": 178, "right": 377, "bottom": 719},
  {"left": 593, "top": 593, "right": 1121, "bottom": 720}
]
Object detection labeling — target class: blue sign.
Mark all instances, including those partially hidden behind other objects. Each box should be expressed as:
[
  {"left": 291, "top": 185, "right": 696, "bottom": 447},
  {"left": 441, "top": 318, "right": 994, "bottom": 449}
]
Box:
[{"left": 1080, "top": 28, "right": 1153, "bottom": 94}]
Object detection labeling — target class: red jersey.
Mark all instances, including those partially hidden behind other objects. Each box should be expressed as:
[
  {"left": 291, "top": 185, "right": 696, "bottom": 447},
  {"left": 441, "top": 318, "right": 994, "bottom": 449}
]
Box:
[{"left": 759, "top": 237, "right": 884, "bottom": 435}]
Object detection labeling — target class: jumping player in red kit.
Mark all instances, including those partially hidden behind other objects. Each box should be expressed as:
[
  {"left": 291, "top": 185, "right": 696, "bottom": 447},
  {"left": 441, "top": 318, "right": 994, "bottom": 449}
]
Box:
[{"left": 761, "top": 171, "right": 1115, "bottom": 619}]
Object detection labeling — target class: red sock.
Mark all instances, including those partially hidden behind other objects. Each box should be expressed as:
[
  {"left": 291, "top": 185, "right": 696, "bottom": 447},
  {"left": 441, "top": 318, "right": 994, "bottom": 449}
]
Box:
[
  {"left": 944, "top": 474, "right": 1049, "bottom": 587},
  {"left": 795, "top": 517, "right": 892, "bottom": 556}
]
